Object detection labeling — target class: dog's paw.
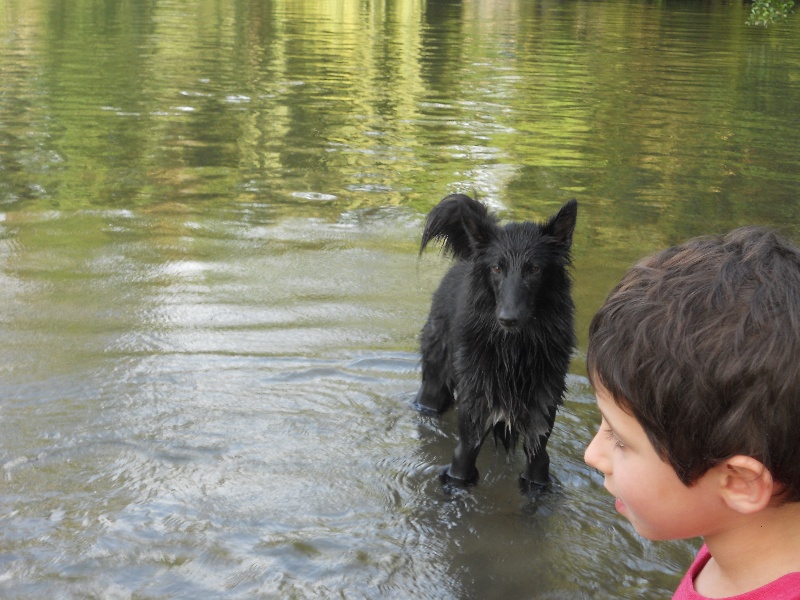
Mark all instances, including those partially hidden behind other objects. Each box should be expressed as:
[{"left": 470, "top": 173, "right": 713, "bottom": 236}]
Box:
[
  {"left": 519, "top": 475, "right": 549, "bottom": 498},
  {"left": 412, "top": 400, "right": 444, "bottom": 416},
  {"left": 439, "top": 465, "right": 478, "bottom": 490}
]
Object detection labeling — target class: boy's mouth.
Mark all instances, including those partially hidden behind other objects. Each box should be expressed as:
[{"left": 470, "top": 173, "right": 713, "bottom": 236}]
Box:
[{"left": 615, "top": 497, "right": 626, "bottom": 513}]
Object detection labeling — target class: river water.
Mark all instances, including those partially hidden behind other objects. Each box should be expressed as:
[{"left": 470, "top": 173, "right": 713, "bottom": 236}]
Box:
[{"left": 1, "top": 1, "right": 799, "bottom": 598}]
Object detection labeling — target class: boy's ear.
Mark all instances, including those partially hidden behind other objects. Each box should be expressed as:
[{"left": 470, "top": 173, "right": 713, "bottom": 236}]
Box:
[{"left": 715, "top": 455, "right": 775, "bottom": 514}]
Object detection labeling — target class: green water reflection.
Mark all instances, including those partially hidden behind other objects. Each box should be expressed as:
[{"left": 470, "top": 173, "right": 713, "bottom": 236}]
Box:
[
  {"left": 3, "top": 1, "right": 797, "bottom": 216},
  {"left": 3, "top": 0, "right": 798, "bottom": 329}
]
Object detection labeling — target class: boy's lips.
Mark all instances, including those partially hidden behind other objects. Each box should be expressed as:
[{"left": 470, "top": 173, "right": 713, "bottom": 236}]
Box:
[{"left": 602, "top": 482, "right": 625, "bottom": 513}]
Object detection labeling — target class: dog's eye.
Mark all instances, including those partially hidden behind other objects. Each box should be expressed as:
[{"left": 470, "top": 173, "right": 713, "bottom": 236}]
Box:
[
  {"left": 526, "top": 264, "right": 541, "bottom": 275},
  {"left": 491, "top": 264, "right": 502, "bottom": 274}
]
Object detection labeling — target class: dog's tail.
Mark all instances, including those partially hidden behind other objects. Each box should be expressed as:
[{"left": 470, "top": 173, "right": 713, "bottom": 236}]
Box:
[{"left": 420, "top": 194, "right": 498, "bottom": 260}]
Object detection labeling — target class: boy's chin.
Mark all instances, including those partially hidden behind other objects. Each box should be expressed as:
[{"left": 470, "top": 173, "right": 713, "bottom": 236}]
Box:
[
  {"left": 628, "top": 519, "right": 675, "bottom": 542},
  {"left": 616, "top": 501, "right": 668, "bottom": 541}
]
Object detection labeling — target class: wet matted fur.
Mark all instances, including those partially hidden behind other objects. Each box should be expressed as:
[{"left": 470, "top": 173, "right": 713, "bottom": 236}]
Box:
[{"left": 415, "top": 194, "right": 577, "bottom": 490}]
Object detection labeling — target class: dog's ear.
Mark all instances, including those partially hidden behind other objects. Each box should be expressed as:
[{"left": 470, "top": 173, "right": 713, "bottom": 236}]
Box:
[
  {"left": 543, "top": 199, "right": 578, "bottom": 248},
  {"left": 460, "top": 196, "right": 497, "bottom": 252},
  {"left": 421, "top": 194, "right": 497, "bottom": 259}
]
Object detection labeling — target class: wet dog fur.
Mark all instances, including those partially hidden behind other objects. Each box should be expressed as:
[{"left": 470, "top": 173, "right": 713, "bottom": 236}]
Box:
[{"left": 414, "top": 194, "right": 577, "bottom": 490}]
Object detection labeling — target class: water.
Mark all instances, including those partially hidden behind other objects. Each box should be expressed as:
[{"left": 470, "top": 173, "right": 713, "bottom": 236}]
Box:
[{"left": 1, "top": 0, "right": 799, "bottom": 597}]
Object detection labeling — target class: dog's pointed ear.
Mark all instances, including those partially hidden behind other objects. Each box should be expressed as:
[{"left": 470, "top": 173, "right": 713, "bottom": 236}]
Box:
[
  {"left": 420, "top": 194, "right": 498, "bottom": 259},
  {"left": 460, "top": 197, "right": 497, "bottom": 251},
  {"left": 544, "top": 199, "right": 577, "bottom": 248}
]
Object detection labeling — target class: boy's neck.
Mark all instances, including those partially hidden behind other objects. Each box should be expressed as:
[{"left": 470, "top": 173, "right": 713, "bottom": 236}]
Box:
[{"left": 697, "top": 502, "right": 800, "bottom": 597}]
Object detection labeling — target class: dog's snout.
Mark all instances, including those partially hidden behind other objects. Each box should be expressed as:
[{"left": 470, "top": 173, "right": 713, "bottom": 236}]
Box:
[
  {"left": 497, "top": 275, "right": 525, "bottom": 329},
  {"left": 498, "top": 310, "right": 520, "bottom": 329}
]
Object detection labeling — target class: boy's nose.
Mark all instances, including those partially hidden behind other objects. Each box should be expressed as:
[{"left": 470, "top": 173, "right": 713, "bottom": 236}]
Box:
[{"left": 584, "top": 428, "right": 607, "bottom": 473}]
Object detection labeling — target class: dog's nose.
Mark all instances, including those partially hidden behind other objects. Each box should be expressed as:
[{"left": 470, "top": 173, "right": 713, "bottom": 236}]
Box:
[{"left": 499, "top": 314, "right": 519, "bottom": 328}]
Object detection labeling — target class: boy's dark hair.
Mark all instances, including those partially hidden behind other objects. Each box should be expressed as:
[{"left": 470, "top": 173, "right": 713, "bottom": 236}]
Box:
[{"left": 588, "top": 227, "right": 800, "bottom": 502}]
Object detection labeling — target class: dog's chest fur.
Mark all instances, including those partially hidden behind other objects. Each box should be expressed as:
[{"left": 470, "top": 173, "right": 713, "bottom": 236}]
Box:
[{"left": 452, "top": 324, "right": 565, "bottom": 433}]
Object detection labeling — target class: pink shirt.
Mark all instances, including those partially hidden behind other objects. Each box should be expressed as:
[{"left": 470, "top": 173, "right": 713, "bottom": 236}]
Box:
[{"left": 673, "top": 545, "right": 800, "bottom": 599}]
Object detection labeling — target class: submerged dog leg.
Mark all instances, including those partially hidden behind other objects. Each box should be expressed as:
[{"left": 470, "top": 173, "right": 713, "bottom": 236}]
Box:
[
  {"left": 442, "top": 408, "right": 488, "bottom": 485},
  {"left": 414, "top": 311, "right": 455, "bottom": 413},
  {"left": 413, "top": 374, "right": 453, "bottom": 414},
  {"left": 522, "top": 444, "right": 551, "bottom": 490},
  {"left": 520, "top": 403, "right": 559, "bottom": 490}
]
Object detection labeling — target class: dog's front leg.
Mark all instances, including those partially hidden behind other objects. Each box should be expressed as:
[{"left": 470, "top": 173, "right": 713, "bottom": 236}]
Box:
[
  {"left": 443, "top": 408, "right": 486, "bottom": 485},
  {"left": 522, "top": 443, "right": 550, "bottom": 490},
  {"left": 520, "top": 403, "right": 558, "bottom": 491},
  {"left": 413, "top": 372, "right": 453, "bottom": 414}
]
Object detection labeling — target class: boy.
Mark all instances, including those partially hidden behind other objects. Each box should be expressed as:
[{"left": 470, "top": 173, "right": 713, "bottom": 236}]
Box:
[{"left": 583, "top": 227, "right": 800, "bottom": 599}]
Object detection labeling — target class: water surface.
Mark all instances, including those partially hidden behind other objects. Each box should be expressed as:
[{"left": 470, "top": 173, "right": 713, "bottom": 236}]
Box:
[{"left": 1, "top": 1, "right": 799, "bottom": 597}]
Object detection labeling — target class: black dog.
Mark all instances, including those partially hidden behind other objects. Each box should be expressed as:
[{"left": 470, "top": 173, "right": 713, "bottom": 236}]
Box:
[{"left": 414, "top": 194, "right": 577, "bottom": 490}]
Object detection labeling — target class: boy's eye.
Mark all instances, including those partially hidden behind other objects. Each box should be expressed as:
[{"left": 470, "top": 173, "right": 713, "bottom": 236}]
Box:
[{"left": 604, "top": 427, "right": 625, "bottom": 450}]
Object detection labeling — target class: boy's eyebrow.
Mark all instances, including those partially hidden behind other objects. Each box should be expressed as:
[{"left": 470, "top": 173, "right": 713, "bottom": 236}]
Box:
[
  {"left": 596, "top": 408, "right": 626, "bottom": 440},
  {"left": 595, "top": 394, "right": 629, "bottom": 433},
  {"left": 596, "top": 407, "right": 613, "bottom": 428},
  {"left": 600, "top": 412, "right": 616, "bottom": 432}
]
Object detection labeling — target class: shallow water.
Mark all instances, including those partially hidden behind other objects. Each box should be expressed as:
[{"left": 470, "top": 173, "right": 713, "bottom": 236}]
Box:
[
  {"left": 1, "top": 0, "right": 799, "bottom": 598},
  {"left": 0, "top": 209, "right": 692, "bottom": 598}
]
